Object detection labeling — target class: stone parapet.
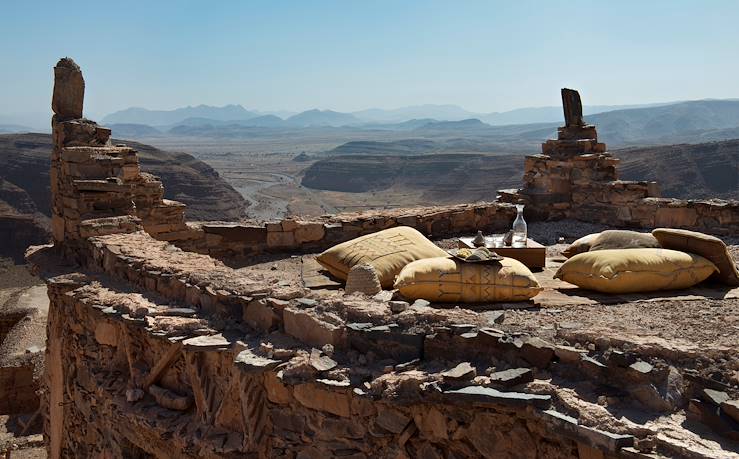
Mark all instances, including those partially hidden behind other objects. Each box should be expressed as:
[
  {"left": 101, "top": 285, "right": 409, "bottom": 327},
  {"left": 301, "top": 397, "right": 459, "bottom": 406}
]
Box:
[{"left": 175, "top": 202, "right": 517, "bottom": 259}]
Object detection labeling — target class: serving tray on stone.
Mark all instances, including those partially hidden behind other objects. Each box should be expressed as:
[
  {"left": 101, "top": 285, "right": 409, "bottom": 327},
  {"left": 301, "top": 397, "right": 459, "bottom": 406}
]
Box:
[
  {"left": 458, "top": 237, "right": 546, "bottom": 269},
  {"left": 447, "top": 247, "right": 503, "bottom": 264}
]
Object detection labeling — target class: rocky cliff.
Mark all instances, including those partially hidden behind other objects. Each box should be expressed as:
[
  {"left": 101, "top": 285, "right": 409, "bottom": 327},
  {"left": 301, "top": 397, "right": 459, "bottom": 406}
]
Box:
[
  {"left": 302, "top": 141, "right": 739, "bottom": 201},
  {"left": 0, "top": 133, "right": 248, "bottom": 221}
]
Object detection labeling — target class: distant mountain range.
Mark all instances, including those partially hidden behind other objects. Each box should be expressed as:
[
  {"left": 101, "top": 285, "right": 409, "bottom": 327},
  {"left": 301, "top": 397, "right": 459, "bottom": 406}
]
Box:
[
  {"left": 102, "top": 104, "right": 259, "bottom": 125},
  {"left": 5, "top": 99, "right": 739, "bottom": 150}
]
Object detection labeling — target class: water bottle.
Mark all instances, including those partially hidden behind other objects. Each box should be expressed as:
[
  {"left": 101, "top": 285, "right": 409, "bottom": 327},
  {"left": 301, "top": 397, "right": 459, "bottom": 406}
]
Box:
[{"left": 512, "top": 204, "right": 527, "bottom": 247}]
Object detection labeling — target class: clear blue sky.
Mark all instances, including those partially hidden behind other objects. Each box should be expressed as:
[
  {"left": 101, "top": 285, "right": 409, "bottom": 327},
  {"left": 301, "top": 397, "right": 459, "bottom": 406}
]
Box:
[{"left": 1, "top": 0, "right": 738, "bottom": 122}]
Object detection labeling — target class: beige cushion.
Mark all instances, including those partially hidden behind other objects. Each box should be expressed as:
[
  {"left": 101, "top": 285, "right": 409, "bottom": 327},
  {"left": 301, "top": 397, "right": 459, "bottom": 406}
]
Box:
[
  {"left": 394, "top": 256, "right": 541, "bottom": 302},
  {"left": 589, "top": 230, "right": 661, "bottom": 252},
  {"left": 554, "top": 248, "right": 717, "bottom": 294},
  {"left": 652, "top": 228, "right": 739, "bottom": 286},
  {"left": 562, "top": 233, "right": 599, "bottom": 258},
  {"left": 316, "top": 226, "right": 447, "bottom": 288}
]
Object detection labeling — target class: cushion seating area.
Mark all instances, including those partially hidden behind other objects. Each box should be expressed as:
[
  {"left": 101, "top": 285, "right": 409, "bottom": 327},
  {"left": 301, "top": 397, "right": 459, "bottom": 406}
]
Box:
[
  {"left": 554, "top": 248, "right": 718, "bottom": 294},
  {"left": 652, "top": 228, "right": 739, "bottom": 287},
  {"left": 394, "top": 256, "right": 542, "bottom": 302},
  {"left": 316, "top": 226, "right": 448, "bottom": 289}
]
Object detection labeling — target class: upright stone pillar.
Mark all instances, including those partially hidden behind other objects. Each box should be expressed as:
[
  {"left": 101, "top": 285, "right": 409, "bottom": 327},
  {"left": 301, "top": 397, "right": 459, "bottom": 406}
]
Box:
[
  {"left": 48, "top": 57, "right": 189, "bottom": 244},
  {"left": 512, "top": 89, "right": 616, "bottom": 220},
  {"left": 499, "top": 88, "right": 659, "bottom": 224}
]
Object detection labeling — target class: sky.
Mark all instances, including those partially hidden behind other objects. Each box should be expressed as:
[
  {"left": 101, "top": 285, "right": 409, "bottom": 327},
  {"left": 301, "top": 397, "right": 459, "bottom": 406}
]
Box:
[{"left": 1, "top": 0, "right": 739, "bottom": 125}]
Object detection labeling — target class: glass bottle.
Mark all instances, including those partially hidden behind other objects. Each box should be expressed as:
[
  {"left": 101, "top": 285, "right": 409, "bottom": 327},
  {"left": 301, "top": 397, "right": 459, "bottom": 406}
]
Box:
[{"left": 512, "top": 204, "right": 527, "bottom": 247}]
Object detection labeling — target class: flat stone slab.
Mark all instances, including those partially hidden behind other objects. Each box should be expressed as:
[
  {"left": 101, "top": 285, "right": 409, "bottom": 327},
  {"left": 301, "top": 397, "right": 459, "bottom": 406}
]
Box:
[
  {"left": 443, "top": 385, "right": 551, "bottom": 409},
  {"left": 488, "top": 368, "right": 533, "bottom": 386},
  {"left": 310, "top": 348, "right": 337, "bottom": 372},
  {"left": 301, "top": 256, "right": 342, "bottom": 290},
  {"left": 235, "top": 349, "right": 281, "bottom": 373},
  {"left": 182, "top": 334, "right": 231, "bottom": 351},
  {"left": 441, "top": 362, "right": 476, "bottom": 381},
  {"left": 155, "top": 308, "right": 197, "bottom": 317}
]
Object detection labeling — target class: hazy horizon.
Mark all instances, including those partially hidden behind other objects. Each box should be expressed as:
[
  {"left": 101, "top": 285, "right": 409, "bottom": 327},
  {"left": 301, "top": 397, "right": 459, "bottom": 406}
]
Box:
[{"left": 2, "top": 0, "right": 739, "bottom": 125}]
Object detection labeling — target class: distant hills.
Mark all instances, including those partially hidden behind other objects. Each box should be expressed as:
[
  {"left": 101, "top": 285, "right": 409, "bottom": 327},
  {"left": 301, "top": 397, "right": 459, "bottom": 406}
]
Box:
[
  {"left": 97, "top": 101, "right": 672, "bottom": 129},
  {"left": 6, "top": 98, "right": 739, "bottom": 151},
  {"left": 302, "top": 139, "right": 738, "bottom": 200},
  {"left": 0, "top": 133, "right": 248, "bottom": 221},
  {"left": 102, "top": 104, "right": 259, "bottom": 126}
]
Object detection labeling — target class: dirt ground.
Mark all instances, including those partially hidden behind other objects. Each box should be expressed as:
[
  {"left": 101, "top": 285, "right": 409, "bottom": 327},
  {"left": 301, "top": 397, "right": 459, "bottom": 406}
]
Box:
[{"left": 0, "top": 258, "right": 47, "bottom": 458}]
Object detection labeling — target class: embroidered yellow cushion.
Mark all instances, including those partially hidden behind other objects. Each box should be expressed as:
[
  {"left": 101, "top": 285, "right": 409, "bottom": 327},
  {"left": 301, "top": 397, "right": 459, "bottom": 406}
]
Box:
[
  {"left": 393, "top": 256, "right": 541, "bottom": 302},
  {"left": 316, "top": 226, "right": 448, "bottom": 289}
]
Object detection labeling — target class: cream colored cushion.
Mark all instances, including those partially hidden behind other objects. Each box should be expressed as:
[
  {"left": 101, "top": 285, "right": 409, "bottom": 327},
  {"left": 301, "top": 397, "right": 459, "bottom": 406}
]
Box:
[
  {"left": 316, "top": 226, "right": 447, "bottom": 288},
  {"left": 554, "top": 248, "right": 718, "bottom": 294},
  {"left": 652, "top": 228, "right": 739, "bottom": 286},
  {"left": 393, "top": 256, "right": 542, "bottom": 302},
  {"left": 562, "top": 233, "right": 599, "bottom": 258},
  {"left": 589, "top": 230, "right": 661, "bottom": 252}
]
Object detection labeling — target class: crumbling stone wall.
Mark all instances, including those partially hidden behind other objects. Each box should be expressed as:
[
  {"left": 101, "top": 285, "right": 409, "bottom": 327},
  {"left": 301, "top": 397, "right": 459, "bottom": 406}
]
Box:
[
  {"left": 42, "top": 261, "right": 631, "bottom": 459},
  {"left": 178, "top": 202, "right": 518, "bottom": 259},
  {"left": 49, "top": 58, "right": 190, "bottom": 244},
  {"left": 499, "top": 97, "right": 739, "bottom": 235}
]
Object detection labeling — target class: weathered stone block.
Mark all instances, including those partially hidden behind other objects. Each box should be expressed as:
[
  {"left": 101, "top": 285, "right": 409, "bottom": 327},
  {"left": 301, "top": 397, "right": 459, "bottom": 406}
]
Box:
[
  {"left": 283, "top": 308, "right": 345, "bottom": 348},
  {"left": 267, "top": 231, "right": 296, "bottom": 248},
  {"left": 293, "top": 383, "right": 350, "bottom": 417}
]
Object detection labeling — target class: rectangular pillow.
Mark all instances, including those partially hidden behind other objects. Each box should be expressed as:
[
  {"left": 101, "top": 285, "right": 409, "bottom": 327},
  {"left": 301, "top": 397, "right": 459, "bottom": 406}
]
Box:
[
  {"left": 589, "top": 230, "right": 661, "bottom": 252},
  {"left": 394, "top": 256, "right": 542, "bottom": 302},
  {"left": 652, "top": 228, "right": 739, "bottom": 286},
  {"left": 316, "top": 226, "right": 448, "bottom": 288},
  {"left": 554, "top": 248, "right": 717, "bottom": 294}
]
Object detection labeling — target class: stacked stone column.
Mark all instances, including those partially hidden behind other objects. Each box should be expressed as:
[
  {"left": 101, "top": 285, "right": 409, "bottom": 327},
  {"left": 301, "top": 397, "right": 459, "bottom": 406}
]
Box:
[
  {"left": 502, "top": 90, "right": 660, "bottom": 224},
  {"left": 50, "top": 58, "right": 189, "bottom": 243}
]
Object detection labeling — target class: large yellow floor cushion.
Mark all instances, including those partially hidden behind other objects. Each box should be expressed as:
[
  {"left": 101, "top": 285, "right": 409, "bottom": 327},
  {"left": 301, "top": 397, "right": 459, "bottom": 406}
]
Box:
[
  {"left": 316, "top": 226, "right": 448, "bottom": 288},
  {"left": 554, "top": 248, "right": 718, "bottom": 294},
  {"left": 589, "top": 230, "right": 661, "bottom": 252},
  {"left": 652, "top": 228, "right": 739, "bottom": 286},
  {"left": 393, "top": 256, "right": 542, "bottom": 302}
]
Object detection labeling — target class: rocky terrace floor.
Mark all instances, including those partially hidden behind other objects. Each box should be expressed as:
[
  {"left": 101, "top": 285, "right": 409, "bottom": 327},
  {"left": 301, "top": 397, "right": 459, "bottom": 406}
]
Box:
[{"left": 22, "top": 221, "right": 739, "bottom": 457}]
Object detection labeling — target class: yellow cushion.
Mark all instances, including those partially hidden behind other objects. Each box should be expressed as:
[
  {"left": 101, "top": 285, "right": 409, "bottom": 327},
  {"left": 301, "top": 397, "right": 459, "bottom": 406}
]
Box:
[
  {"left": 316, "top": 226, "right": 448, "bottom": 288},
  {"left": 589, "top": 230, "right": 660, "bottom": 252},
  {"left": 652, "top": 228, "right": 739, "bottom": 286},
  {"left": 393, "top": 256, "right": 542, "bottom": 302},
  {"left": 562, "top": 233, "right": 599, "bottom": 258},
  {"left": 554, "top": 248, "right": 718, "bottom": 294}
]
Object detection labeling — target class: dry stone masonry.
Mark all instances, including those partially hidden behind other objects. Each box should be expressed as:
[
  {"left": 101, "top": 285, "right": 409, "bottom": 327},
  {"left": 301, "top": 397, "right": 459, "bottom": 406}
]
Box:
[
  {"left": 499, "top": 89, "right": 739, "bottom": 235},
  {"left": 24, "top": 60, "right": 739, "bottom": 458},
  {"left": 50, "top": 58, "right": 192, "bottom": 245}
]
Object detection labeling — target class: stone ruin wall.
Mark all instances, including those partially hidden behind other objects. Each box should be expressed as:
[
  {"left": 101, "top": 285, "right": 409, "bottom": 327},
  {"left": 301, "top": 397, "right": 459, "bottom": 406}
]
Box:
[
  {"left": 497, "top": 123, "right": 739, "bottom": 236},
  {"left": 45, "top": 58, "right": 739, "bottom": 262},
  {"left": 35, "top": 228, "right": 641, "bottom": 459},
  {"left": 25, "top": 61, "right": 739, "bottom": 458}
]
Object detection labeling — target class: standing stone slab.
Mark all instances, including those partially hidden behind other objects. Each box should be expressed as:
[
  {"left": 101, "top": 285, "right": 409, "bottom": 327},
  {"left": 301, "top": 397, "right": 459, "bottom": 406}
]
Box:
[{"left": 52, "top": 58, "right": 84, "bottom": 119}]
